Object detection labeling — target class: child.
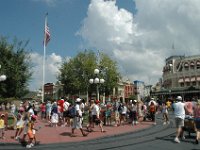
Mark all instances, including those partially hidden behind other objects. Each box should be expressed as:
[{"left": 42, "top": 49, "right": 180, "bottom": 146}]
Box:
[
  {"left": 105, "top": 104, "right": 112, "bottom": 126},
  {"left": 26, "top": 115, "right": 37, "bottom": 148},
  {"left": 0, "top": 114, "right": 5, "bottom": 139},
  {"left": 14, "top": 108, "right": 24, "bottom": 140}
]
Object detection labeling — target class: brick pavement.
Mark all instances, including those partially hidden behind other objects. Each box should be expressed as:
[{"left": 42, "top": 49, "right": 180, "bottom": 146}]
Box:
[{"left": 0, "top": 118, "right": 153, "bottom": 145}]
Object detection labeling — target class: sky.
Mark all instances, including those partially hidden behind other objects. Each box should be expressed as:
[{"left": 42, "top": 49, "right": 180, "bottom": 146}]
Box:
[{"left": 1, "top": 0, "right": 200, "bottom": 91}]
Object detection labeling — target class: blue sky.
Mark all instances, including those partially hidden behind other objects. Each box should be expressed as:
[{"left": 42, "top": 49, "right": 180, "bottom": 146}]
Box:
[{"left": 1, "top": 0, "right": 200, "bottom": 91}]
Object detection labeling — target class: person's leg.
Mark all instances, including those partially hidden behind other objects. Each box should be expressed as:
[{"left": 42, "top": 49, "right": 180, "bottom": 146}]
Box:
[
  {"left": 18, "top": 128, "right": 24, "bottom": 137},
  {"left": 80, "top": 128, "right": 87, "bottom": 136},
  {"left": 98, "top": 121, "right": 105, "bottom": 132},
  {"left": 2, "top": 129, "right": 5, "bottom": 139},
  {"left": 15, "top": 128, "right": 19, "bottom": 138}
]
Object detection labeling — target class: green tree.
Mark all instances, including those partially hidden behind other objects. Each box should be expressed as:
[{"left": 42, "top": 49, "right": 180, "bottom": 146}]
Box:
[
  {"left": 58, "top": 50, "right": 121, "bottom": 98},
  {"left": 0, "top": 37, "right": 32, "bottom": 98}
]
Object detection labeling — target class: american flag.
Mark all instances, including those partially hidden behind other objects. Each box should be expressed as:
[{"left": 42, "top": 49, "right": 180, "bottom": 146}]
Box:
[{"left": 44, "top": 22, "right": 50, "bottom": 46}]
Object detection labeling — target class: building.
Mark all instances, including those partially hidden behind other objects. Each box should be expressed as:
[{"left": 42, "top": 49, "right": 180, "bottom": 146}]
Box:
[
  {"left": 112, "top": 79, "right": 135, "bottom": 103},
  {"left": 43, "top": 82, "right": 64, "bottom": 100},
  {"left": 152, "top": 55, "right": 200, "bottom": 100}
]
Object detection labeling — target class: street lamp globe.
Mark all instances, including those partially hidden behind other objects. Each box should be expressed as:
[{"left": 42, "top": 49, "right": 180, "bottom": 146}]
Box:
[
  {"left": 0, "top": 75, "right": 6, "bottom": 81},
  {"left": 94, "top": 77, "right": 100, "bottom": 84},
  {"left": 89, "top": 78, "right": 94, "bottom": 84},
  {"left": 94, "top": 69, "right": 99, "bottom": 74},
  {"left": 100, "top": 78, "right": 105, "bottom": 84}
]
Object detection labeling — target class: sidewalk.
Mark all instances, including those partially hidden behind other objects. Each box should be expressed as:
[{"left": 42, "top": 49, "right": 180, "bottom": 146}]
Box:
[{"left": 0, "top": 119, "right": 154, "bottom": 145}]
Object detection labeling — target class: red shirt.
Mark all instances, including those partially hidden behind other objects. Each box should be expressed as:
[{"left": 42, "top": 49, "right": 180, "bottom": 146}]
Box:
[{"left": 58, "top": 99, "right": 64, "bottom": 113}]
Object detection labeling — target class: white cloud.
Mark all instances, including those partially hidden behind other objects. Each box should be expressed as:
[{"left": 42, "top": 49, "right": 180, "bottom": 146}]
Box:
[
  {"left": 29, "top": 52, "right": 62, "bottom": 91},
  {"left": 78, "top": 0, "right": 200, "bottom": 85}
]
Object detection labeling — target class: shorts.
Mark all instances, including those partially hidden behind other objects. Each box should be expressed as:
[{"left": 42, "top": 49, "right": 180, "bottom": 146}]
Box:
[
  {"left": 63, "top": 111, "right": 69, "bottom": 118},
  {"left": 175, "top": 117, "right": 184, "bottom": 128},
  {"left": 27, "top": 130, "right": 34, "bottom": 139},
  {"left": 114, "top": 111, "right": 120, "bottom": 120},
  {"left": 92, "top": 115, "right": 101, "bottom": 125},
  {"left": 195, "top": 118, "right": 200, "bottom": 129}
]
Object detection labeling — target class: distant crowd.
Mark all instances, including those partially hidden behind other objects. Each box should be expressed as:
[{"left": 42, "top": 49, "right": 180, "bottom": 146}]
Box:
[{"left": 3, "top": 96, "right": 200, "bottom": 148}]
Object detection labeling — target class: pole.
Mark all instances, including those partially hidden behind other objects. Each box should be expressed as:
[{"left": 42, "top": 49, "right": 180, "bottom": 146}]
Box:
[
  {"left": 97, "top": 84, "right": 99, "bottom": 101},
  {"left": 42, "top": 13, "right": 48, "bottom": 103}
]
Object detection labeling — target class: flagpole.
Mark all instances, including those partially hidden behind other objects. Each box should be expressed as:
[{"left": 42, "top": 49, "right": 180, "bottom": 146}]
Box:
[{"left": 42, "top": 13, "right": 48, "bottom": 103}]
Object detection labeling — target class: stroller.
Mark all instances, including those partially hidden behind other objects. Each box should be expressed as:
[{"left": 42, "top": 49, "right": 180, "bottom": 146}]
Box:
[{"left": 183, "top": 115, "right": 195, "bottom": 137}]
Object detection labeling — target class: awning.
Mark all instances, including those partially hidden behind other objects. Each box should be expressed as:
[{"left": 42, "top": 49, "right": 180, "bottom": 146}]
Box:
[
  {"left": 197, "top": 76, "right": 200, "bottom": 81},
  {"left": 191, "top": 77, "right": 196, "bottom": 82},
  {"left": 197, "top": 61, "right": 200, "bottom": 65},
  {"left": 184, "top": 63, "right": 189, "bottom": 67},
  {"left": 190, "top": 62, "right": 194, "bottom": 66},
  {"left": 178, "top": 78, "right": 184, "bottom": 83},
  {"left": 185, "top": 78, "right": 190, "bottom": 82}
]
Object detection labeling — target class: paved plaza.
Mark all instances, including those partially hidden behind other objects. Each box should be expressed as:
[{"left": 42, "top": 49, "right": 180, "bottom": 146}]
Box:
[{"left": 0, "top": 118, "right": 153, "bottom": 145}]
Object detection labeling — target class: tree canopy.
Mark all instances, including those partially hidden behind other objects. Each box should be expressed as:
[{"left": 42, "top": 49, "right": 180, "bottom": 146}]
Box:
[
  {"left": 0, "top": 37, "right": 32, "bottom": 99},
  {"left": 58, "top": 50, "right": 121, "bottom": 98}
]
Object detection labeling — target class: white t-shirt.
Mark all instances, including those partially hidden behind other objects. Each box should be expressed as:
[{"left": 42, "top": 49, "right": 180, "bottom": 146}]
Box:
[
  {"left": 75, "top": 104, "right": 82, "bottom": 117},
  {"left": 63, "top": 101, "right": 70, "bottom": 111},
  {"left": 121, "top": 106, "right": 128, "bottom": 114},
  {"left": 173, "top": 102, "right": 185, "bottom": 119},
  {"left": 91, "top": 104, "right": 100, "bottom": 116}
]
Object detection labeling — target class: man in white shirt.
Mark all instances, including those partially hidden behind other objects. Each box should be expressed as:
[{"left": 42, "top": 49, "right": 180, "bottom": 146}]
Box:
[
  {"left": 173, "top": 96, "right": 185, "bottom": 143},
  {"left": 71, "top": 98, "right": 87, "bottom": 137}
]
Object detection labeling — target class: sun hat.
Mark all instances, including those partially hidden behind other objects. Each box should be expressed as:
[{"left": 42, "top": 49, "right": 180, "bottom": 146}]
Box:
[
  {"left": 1, "top": 114, "right": 5, "bottom": 117},
  {"left": 75, "top": 98, "right": 81, "bottom": 102},
  {"left": 95, "top": 100, "right": 100, "bottom": 104},
  {"left": 176, "top": 96, "right": 182, "bottom": 101}
]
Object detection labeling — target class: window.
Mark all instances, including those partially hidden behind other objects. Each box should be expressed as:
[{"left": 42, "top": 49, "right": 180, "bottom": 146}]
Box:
[
  {"left": 180, "top": 83, "right": 184, "bottom": 87},
  {"left": 192, "top": 81, "right": 196, "bottom": 86},
  {"left": 197, "top": 61, "right": 200, "bottom": 69},
  {"left": 190, "top": 62, "right": 195, "bottom": 69},
  {"left": 186, "top": 82, "right": 190, "bottom": 86}
]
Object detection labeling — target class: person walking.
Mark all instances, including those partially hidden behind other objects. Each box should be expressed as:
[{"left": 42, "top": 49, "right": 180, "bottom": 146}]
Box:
[
  {"left": 149, "top": 101, "right": 157, "bottom": 125},
  {"left": 0, "top": 114, "right": 5, "bottom": 139},
  {"left": 172, "top": 96, "right": 186, "bottom": 143},
  {"left": 120, "top": 102, "right": 128, "bottom": 125},
  {"left": 51, "top": 102, "right": 59, "bottom": 127},
  {"left": 14, "top": 108, "right": 25, "bottom": 140},
  {"left": 162, "top": 102, "right": 170, "bottom": 125},
  {"left": 71, "top": 98, "right": 87, "bottom": 137},
  {"left": 193, "top": 99, "right": 200, "bottom": 144},
  {"left": 92, "top": 100, "right": 105, "bottom": 132}
]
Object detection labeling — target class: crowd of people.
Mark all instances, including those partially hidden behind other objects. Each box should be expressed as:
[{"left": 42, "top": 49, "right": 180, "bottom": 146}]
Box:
[
  {"left": 6, "top": 96, "right": 200, "bottom": 147},
  {"left": 172, "top": 95, "right": 200, "bottom": 144},
  {"left": 0, "top": 97, "right": 162, "bottom": 148},
  {"left": 2, "top": 95, "right": 200, "bottom": 147}
]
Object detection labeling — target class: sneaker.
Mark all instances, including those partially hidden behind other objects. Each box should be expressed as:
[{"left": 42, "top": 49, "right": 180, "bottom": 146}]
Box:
[
  {"left": 26, "top": 144, "right": 32, "bottom": 148},
  {"left": 181, "top": 136, "right": 185, "bottom": 140},
  {"left": 15, "top": 136, "right": 19, "bottom": 141},
  {"left": 30, "top": 143, "right": 34, "bottom": 147},
  {"left": 163, "top": 122, "right": 166, "bottom": 125},
  {"left": 174, "top": 137, "right": 180, "bottom": 143}
]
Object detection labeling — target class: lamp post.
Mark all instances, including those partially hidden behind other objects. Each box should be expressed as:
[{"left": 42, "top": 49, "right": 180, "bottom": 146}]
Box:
[
  {"left": 0, "top": 65, "right": 6, "bottom": 82},
  {"left": 89, "top": 69, "right": 105, "bottom": 101}
]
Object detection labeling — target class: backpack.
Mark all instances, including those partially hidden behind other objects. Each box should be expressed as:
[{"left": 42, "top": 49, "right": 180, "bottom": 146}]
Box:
[
  {"left": 118, "top": 103, "right": 122, "bottom": 112},
  {"left": 68, "top": 106, "right": 76, "bottom": 118}
]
